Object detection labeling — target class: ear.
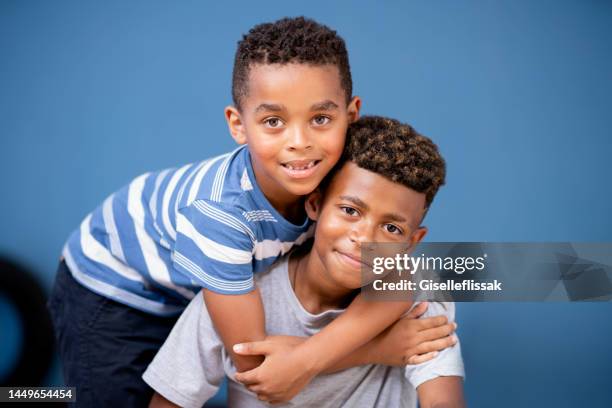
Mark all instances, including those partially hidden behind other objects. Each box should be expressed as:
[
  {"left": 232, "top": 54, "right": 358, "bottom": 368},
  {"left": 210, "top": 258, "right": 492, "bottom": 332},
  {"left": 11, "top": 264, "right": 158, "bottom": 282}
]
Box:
[
  {"left": 225, "top": 105, "right": 247, "bottom": 145},
  {"left": 347, "top": 95, "right": 362, "bottom": 123},
  {"left": 408, "top": 226, "right": 428, "bottom": 249},
  {"left": 305, "top": 189, "right": 323, "bottom": 221}
]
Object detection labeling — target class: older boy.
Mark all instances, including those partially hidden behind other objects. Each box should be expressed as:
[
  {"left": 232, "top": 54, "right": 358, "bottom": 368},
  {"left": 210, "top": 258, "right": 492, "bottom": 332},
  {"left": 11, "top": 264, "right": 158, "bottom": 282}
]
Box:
[{"left": 144, "top": 116, "right": 465, "bottom": 408}]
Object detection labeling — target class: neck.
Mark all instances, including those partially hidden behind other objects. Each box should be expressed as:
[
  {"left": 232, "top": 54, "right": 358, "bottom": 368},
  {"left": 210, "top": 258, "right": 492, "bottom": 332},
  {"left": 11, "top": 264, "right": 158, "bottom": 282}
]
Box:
[
  {"left": 289, "top": 246, "right": 357, "bottom": 315},
  {"left": 268, "top": 194, "right": 306, "bottom": 225}
]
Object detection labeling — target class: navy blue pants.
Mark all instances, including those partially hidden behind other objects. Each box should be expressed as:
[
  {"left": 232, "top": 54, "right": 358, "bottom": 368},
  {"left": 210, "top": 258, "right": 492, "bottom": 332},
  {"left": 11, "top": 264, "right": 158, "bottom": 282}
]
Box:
[{"left": 47, "top": 260, "right": 180, "bottom": 407}]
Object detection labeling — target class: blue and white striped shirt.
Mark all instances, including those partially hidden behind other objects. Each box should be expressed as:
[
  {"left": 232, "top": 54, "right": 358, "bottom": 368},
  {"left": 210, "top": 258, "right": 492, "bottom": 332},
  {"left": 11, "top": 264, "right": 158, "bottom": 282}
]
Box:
[{"left": 63, "top": 146, "right": 314, "bottom": 316}]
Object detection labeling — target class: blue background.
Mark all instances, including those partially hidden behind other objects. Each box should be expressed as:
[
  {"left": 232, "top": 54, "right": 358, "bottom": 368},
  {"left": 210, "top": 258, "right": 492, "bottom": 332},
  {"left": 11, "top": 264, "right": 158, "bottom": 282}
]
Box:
[{"left": 1, "top": 0, "right": 611, "bottom": 406}]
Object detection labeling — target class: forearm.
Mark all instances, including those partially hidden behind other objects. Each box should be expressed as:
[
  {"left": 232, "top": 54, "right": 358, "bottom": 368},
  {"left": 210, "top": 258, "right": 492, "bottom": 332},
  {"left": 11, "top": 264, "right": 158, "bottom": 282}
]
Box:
[
  {"left": 320, "top": 340, "right": 375, "bottom": 373},
  {"left": 202, "top": 288, "right": 266, "bottom": 372},
  {"left": 295, "top": 294, "right": 412, "bottom": 373},
  {"left": 417, "top": 376, "right": 465, "bottom": 408},
  {"left": 428, "top": 404, "right": 463, "bottom": 408},
  {"left": 247, "top": 333, "right": 372, "bottom": 373},
  {"left": 149, "top": 392, "right": 180, "bottom": 408}
]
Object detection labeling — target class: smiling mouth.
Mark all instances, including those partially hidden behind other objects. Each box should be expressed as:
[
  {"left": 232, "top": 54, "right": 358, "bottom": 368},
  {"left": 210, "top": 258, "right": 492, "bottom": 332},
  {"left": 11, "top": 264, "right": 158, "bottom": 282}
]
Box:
[
  {"left": 335, "top": 250, "right": 372, "bottom": 270},
  {"left": 280, "top": 159, "right": 322, "bottom": 179}
]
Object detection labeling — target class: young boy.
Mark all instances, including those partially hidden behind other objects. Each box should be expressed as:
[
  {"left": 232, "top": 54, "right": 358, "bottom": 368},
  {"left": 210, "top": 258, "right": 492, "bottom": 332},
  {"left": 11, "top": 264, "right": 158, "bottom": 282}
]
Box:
[
  {"left": 47, "top": 17, "right": 446, "bottom": 406},
  {"left": 144, "top": 116, "right": 464, "bottom": 408}
]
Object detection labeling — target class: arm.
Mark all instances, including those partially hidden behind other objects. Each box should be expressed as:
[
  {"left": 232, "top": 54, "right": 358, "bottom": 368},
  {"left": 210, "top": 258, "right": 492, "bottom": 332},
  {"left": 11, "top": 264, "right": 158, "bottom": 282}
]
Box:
[
  {"left": 173, "top": 201, "right": 267, "bottom": 373},
  {"left": 404, "top": 302, "right": 465, "bottom": 407},
  {"left": 235, "top": 302, "right": 457, "bottom": 374},
  {"left": 203, "top": 288, "right": 266, "bottom": 372},
  {"left": 298, "top": 294, "right": 414, "bottom": 372},
  {"left": 324, "top": 302, "right": 457, "bottom": 372},
  {"left": 149, "top": 392, "right": 180, "bottom": 408},
  {"left": 417, "top": 376, "right": 465, "bottom": 408}
]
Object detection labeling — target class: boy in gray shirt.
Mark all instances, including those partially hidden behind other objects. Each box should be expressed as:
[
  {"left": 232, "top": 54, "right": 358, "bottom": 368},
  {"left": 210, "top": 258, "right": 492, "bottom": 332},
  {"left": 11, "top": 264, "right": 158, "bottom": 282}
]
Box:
[{"left": 144, "top": 116, "right": 465, "bottom": 407}]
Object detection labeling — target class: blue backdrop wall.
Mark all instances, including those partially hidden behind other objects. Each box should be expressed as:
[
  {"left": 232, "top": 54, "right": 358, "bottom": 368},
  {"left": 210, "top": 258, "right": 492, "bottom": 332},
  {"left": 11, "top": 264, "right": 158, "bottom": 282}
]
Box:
[{"left": 1, "top": 1, "right": 611, "bottom": 406}]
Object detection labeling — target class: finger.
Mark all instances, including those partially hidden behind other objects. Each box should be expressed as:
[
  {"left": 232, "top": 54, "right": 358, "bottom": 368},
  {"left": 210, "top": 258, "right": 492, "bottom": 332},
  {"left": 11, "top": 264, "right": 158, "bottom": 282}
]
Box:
[
  {"left": 414, "top": 334, "right": 458, "bottom": 355},
  {"left": 407, "top": 351, "right": 438, "bottom": 365},
  {"left": 233, "top": 341, "right": 271, "bottom": 356},
  {"left": 247, "top": 384, "right": 262, "bottom": 393},
  {"left": 257, "top": 393, "right": 270, "bottom": 402},
  {"left": 421, "top": 322, "right": 456, "bottom": 341},
  {"left": 234, "top": 368, "right": 259, "bottom": 385},
  {"left": 406, "top": 302, "right": 428, "bottom": 319},
  {"left": 418, "top": 315, "right": 448, "bottom": 330}
]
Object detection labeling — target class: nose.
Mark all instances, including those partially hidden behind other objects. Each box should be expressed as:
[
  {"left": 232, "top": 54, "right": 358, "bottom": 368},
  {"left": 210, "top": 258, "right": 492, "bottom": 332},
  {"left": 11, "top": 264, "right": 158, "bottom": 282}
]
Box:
[
  {"left": 348, "top": 220, "right": 375, "bottom": 248},
  {"left": 286, "top": 125, "right": 313, "bottom": 151}
]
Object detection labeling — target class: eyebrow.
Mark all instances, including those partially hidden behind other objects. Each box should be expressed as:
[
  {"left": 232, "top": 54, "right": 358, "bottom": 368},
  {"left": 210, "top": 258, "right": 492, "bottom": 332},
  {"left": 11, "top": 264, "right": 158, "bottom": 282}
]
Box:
[
  {"left": 253, "top": 100, "right": 339, "bottom": 115},
  {"left": 340, "top": 195, "right": 369, "bottom": 210},
  {"left": 310, "top": 100, "right": 339, "bottom": 111},
  {"left": 254, "top": 103, "right": 284, "bottom": 114},
  {"left": 339, "top": 195, "right": 408, "bottom": 223},
  {"left": 384, "top": 212, "right": 408, "bottom": 223}
]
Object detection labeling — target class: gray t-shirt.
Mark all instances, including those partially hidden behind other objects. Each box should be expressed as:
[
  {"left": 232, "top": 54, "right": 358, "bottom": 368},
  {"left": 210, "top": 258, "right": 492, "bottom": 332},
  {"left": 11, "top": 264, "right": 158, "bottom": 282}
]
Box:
[{"left": 143, "top": 257, "right": 464, "bottom": 408}]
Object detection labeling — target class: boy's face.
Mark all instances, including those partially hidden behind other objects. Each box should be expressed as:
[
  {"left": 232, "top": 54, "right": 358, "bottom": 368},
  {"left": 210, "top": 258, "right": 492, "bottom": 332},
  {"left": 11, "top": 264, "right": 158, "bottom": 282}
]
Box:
[
  {"left": 306, "top": 162, "right": 428, "bottom": 290},
  {"left": 226, "top": 63, "right": 360, "bottom": 205}
]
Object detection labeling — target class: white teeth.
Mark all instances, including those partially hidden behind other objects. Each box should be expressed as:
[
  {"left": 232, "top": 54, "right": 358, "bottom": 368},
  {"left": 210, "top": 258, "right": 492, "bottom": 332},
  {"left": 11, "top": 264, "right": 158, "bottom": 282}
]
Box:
[{"left": 285, "top": 161, "right": 316, "bottom": 170}]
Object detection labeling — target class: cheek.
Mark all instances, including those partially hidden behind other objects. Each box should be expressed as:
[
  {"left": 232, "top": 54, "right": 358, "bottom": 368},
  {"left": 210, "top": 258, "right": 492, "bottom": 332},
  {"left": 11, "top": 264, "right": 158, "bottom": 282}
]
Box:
[
  {"left": 243, "top": 123, "right": 283, "bottom": 154},
  {"left": 322, "top": 135, "right": 346, "bottom": 157},
  {"left": 317, "top": 124, "right": 347, "bottom": 154},
  {"left": 316, "top": 212, "right": 348, "bottom": 239},
  {"left": 249, "top": 138, "right": 282, "bottom": 161}
]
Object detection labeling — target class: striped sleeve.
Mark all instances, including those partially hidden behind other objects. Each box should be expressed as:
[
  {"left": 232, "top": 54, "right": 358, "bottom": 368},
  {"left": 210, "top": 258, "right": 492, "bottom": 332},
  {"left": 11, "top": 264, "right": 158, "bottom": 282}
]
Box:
[{"left": 172, "top": 199, "right": 256, "bottom": 294}]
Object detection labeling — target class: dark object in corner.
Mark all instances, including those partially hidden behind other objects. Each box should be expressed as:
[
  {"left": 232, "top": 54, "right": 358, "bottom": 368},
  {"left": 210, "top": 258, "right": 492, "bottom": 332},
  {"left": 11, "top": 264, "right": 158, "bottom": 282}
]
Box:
[{"left": 0, "top": 257, "right": 55, "bottom": 387}]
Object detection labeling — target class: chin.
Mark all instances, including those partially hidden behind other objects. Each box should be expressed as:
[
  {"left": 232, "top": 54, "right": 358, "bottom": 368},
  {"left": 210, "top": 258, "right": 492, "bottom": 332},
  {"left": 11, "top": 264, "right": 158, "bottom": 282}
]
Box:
[
  {"left": 285, "top": 182, "right": 320, "bottom": 196},
  {"left": 330, "top": 271, "right": 363, "bottom": 291}
]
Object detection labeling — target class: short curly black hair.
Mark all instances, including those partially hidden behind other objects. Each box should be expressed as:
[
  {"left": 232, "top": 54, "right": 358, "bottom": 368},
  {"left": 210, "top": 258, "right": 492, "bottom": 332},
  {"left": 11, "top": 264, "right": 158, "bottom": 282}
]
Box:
[
  {"left": 232, "top": 16, "right": 352, "bottom": 110},
  {"left": 325, "top": 116, "right": 446, "bottom": 208}
]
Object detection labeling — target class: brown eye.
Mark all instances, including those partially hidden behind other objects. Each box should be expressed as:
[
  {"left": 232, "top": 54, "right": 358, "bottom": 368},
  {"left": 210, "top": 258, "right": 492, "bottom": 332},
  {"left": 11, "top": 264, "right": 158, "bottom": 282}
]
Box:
[
  {"left": 340, "top": 206, "right": 359, "bottom": 217},
  {"left": 263, "top": 117, "right": 283, "bottom": 128},
  {"left": 312, "top": 115, "right": 331, "bottom": 126},
  {"left": 384, "top": 224, "right": 403, "bottom": 235}
]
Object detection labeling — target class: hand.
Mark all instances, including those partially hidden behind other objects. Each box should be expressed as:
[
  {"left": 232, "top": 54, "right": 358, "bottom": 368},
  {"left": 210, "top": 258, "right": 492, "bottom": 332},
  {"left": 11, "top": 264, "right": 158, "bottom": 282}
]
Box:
[
  {"left": 233, "top": 335, "right": 314, "bottom": 404},
  {"left": 371, "top": 302, "right": 457, "bottom": 366}
]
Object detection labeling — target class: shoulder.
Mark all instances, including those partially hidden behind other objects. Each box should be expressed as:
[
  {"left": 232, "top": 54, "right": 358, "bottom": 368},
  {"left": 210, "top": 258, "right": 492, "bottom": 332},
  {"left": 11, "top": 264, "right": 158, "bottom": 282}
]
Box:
[
  {"left": 422, "top": 302, "right": 455, "bottom": 321},
  {"left": 179, "top": 146, "right": 251, "bottom": 207},
  {"left": 179, "top": 198, "right": 257, "bottom": 244}
]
